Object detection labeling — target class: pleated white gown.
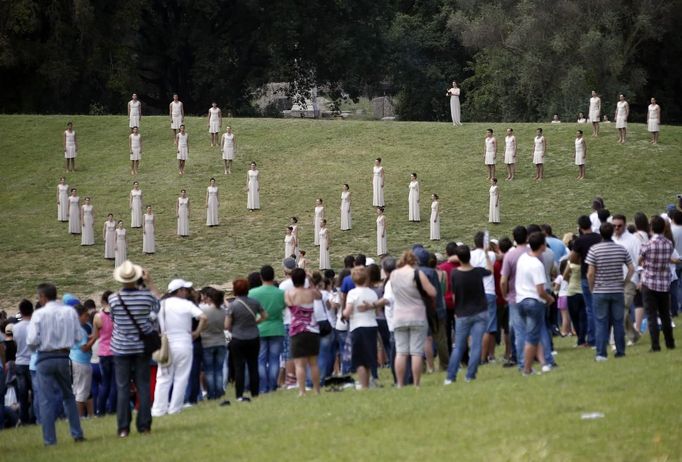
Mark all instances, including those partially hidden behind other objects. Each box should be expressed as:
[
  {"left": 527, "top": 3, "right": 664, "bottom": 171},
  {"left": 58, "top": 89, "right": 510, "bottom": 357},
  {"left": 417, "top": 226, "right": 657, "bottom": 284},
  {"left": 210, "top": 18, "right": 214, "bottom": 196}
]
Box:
[
  {"left": 314, "top": 206, "right": 324, "bottom": 245},
  {"left": 372, "top": 166, "right": 384, "bottom": 207},
  {"left": 177, "top": 197, "right": 189, "bottom": 236},
  {"left": 207, "top": 186, "right": 219, "bottom": 226},
  {"left": 68, "top": 196, "right": 80, "bottom": 233},
  {"left": 131, "top": 189, "right": 143, "bottom": 228},
  {"left": 115, "top": 229, "right": 127, "bottom": 267},
  {"left": 104, "top": 221, "right": 116, "bottom": 259},
  {"left": 430, "top": 202, "right": 440, "bottom": 240},
  {"left": 489, "top": 185, "right": 500, "bottom": 223},
  {"left": 408, "top": 181, "right": 420, "bottom": 221},
  {"left": 143, "top": 213, "right": 155, "bottom": 253},
  {"left": 58, "top": 184, "right": 69, "bottom": 221},
  {"left": 376, "top": 215, "right": 387, "bottom": 256},
  {"left": 81, "top": 205, "right": 94, "bottom": 245},
  {"left": 340, "top": 192, "right": 351, "bottom": 230},
  {"left": 319, "top": 228, "right": 330, "bottom": 269},
  {"left": 247, "top": 170, "right": 260, "bottom": 210}
]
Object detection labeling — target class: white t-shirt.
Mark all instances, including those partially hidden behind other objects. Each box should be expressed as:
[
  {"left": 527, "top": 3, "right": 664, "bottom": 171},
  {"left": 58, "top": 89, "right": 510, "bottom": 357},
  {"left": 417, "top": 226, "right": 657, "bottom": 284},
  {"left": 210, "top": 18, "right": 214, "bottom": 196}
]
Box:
[
  {"left": 470, "top": 249, "right": 496, "bottom": 295},
  {"left": 383, "top": 281, "right": 396, "bottom": 332},
  {"left": 554, "top": 275, "right": 569, "bottom": 297},
  {"left": 313, "top": 291, "right": 333, "bottom": 324},
  {"left": 515, "top": 253, "right": 547, "bottom": 303},
  {"left": 613, "top": 231, "right": 641, "bottom": 283},
  {"left": 346, "top": 287, "right": 378, "bottom": 331},
  {"left": 160, "top": 297, "right": 204, "bottom": 346}
]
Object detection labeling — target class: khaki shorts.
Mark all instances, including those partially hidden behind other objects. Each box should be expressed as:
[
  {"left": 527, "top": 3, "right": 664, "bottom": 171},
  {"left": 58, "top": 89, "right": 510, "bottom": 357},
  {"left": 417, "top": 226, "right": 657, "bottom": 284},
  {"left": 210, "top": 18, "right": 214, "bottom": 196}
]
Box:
[
  {"left": 394, "top": 325, "right": 427, "bottom": 356},
  {"left": 72, "top": 361, "right": 92, "bottom": 402}
]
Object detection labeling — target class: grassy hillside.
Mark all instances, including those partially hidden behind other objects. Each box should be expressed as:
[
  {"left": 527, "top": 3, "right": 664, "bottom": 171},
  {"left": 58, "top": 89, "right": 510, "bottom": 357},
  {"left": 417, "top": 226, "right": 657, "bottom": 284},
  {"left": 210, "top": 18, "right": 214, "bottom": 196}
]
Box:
[{"left": 0, "top": 115, "right": 679, "bottom": 304}]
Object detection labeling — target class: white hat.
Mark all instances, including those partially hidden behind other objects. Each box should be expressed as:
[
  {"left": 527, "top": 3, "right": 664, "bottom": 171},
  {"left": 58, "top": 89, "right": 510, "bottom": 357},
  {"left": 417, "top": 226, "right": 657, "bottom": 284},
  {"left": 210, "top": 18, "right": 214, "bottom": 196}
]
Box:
[
  {"left": 113, "top": 260, "right": 143, "bottom": 284},
  {"left": 168, "top": 278, "right": 193, "bottom": 293},
  {"left": 365, "top": 257, "right": 376, "bottom": 266}
]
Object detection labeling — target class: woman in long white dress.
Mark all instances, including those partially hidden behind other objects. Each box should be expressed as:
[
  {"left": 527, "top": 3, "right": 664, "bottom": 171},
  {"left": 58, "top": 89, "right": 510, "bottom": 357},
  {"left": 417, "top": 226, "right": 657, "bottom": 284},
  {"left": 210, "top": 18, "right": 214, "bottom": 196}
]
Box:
[
  {"left": 318, "top": 220, "right": 330, "bottom": 270},
  {"left": 68, "top": 188, "right": 80, "bottom": 234},
  {"left": 285, "top": 226, "right": 297, "bottom": 259},
  {"left": 63, "top": 122, "right": 77, "bottom": 172},
  {"left": 314, "top": 198, "right": 325, "bottom": 245},
  {"left": 647, "top": 97, "right": 661, "bottom": 144},
  {"left": 615, "top": 94, "right": 629, "bottom": 144},
  {"left": 532, "top": 128, "right": 546, "bottom": 181},
  {"left": 175, "top": 124, "right": 189, "bottom": 175},
  {"left": 340, "top": 184, "right": 352, "bottom": 231},
  {"left": 128, "top": 93, "right": 141, "bottom": 130},
  {"left": 177, "top": 189, "right": 190, "bottom": 237},
  {"left": 290, "top": 216, "right": 300, "bottom": 256},
  {"left": 575, "top": 130, "right": 587, "bottom": 180},
  {"left": 484, "top": 128, "right": 497, "bottom": 180},
  {"left": 221, "top": 126, "right": 236, "bottom": 174},
  {"left": 589, "top": 90, "right": 601, "bottom": 136},
  {"left": 143, "top": 206, "right": 155, "bottom": 254},
  {"left": 115, "top": 221, "right": 127, "bottom": 267},
  {"left": 430, "top": 194, "right": 440, "bottom": 241},
  {"left": 376, "top": 207, "right": 387, "bottom": 256},
  {"left": 408, "top": 173, "right": 420, "bottom": 222},
  {"left": 206, "top": 178, "right": 219, "bottom": 226},
  {"left": 103, "top": 213, "right": 116, "bottom": 259},
  {"left": 446, "top": 81, "right": 461, "bottom": 126},
  {"left": 208, "top": 102, "right": 222, "bottom": 147},
  {"left": 129, "top": 126, "right": 142, "bottom": 175},
  {"left": 504, "top": 128, "right": 516, "bottom": 180},
  {"left": 80, "top": 197, "right": 95, "bottom": 246},
  {"left": 489, "top": 179, "right": 500, "bottom": 224},
  {"left": 57, "top": 177, "right": 69, "bottom": 221},
  {"left": 130, "top": 182, "right": 143, "bottom": 228},
  {"left": 372, "top": 158, "right": 385, "bottom": 207},
  {"left": 246, "top": 162, "right": 260, "bottom": 210}
]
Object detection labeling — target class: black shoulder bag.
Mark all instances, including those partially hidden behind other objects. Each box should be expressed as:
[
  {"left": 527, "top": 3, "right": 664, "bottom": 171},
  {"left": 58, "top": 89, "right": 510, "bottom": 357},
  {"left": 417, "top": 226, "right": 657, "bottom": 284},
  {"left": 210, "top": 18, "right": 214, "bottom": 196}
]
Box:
[
  {"left": 414, "top": 269, "right": 439, "bottom": 334},
  {"left": 117, "top": 293, "right": 161, "bottom": 356}
]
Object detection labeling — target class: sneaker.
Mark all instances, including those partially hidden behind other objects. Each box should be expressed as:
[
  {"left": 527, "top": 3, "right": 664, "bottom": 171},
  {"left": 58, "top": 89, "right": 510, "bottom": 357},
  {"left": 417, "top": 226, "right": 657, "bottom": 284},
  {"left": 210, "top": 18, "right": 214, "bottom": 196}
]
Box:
[
  {"left": 464, "top": 377, "right": 473, "bottom": 383},
  {"left": 611, "top": 345, "right": 617, "bottom": 352},
  {"left": 595, "top": 355, "right": 608, "bottom": 362},
  {"left": 237, "top": 397, "right": 251, "bottom": 403},
  {"left": 443, "top": 379, "right": 453, "bottom": 385},
  {"left": 541, "top": 364, "right": 553, "bottom": 373},
  {"left": 286, "top": 384, "right": 298, "bottom": 390},
  {"left": 182, "top": 403, "right": 193, "bottom": 409},
  {"left": 626, "top": 340, "right": 634, "bottom": 347},
  {"left": 502, "top": 359, "right": 517, "bottom": 368},
  {"left": 342, "top": 382, "right": 354, "bottom": 389},
  {"left": 551, "top": 351, "right": 558, "bottom": 356}
]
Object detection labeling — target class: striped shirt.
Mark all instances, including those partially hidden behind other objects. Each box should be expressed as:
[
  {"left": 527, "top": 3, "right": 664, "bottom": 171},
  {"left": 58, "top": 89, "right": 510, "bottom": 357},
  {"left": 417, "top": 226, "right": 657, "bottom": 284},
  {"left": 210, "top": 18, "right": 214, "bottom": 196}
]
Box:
[
  {"left": 585, "top": 240, "right": 632, "bottom": 294},
  {"left": 640, "top": 234, "right": 674, "bottom": 292},
  {"left": 27, "top": 301, "right": 83, "bottom": 352},
  {"left": 109, "top": 289, "right": 159, "bottom": 355}
]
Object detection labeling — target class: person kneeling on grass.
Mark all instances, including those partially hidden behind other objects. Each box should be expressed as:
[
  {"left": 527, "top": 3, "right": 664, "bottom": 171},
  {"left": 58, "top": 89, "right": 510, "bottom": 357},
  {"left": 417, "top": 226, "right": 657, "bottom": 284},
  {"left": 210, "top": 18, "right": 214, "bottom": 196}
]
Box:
[
  {"left": 343, "top": 267, "right": 379, "bottom": 390},
  {"left": 444, "top": 245, "right": 493, "bottom": 384}
]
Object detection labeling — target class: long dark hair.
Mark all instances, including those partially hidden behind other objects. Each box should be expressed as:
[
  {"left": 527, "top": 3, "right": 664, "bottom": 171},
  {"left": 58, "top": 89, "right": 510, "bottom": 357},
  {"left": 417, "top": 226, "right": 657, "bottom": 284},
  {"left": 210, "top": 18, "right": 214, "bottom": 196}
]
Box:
[{"left": 200, "top": 287, "right": 225, "bottom": 308}]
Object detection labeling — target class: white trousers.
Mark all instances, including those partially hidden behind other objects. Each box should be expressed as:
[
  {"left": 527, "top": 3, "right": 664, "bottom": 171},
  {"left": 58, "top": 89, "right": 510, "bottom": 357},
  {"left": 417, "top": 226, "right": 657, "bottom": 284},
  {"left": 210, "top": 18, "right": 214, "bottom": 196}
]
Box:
[{"left": 151, "top": 343, "right": 192, "bottom": 416}]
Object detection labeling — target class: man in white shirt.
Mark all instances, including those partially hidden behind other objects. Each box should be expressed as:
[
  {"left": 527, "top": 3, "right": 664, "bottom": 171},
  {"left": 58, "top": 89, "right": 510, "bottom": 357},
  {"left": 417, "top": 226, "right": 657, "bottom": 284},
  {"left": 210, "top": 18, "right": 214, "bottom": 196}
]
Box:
[
  {"left": 471, "top": 231, "right": 498, "bottom": 363},
  {"left": 612, "top": 214, "right": 643, "bottom": 343},
  {"left": 515, "top": 233, "right": 555, "bottom": 375},
  {"left": 12, "top": 299, "right": 35, "bottom": 425}
]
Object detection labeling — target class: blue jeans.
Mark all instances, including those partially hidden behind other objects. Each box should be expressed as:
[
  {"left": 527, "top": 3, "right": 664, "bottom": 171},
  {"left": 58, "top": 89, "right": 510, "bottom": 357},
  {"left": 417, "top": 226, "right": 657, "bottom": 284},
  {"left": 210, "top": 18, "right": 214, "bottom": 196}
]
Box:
[
  {"left": 509, "top": 303, "right": 526, "bottom": 368},
  {"left": 258, "top": 336, "right": 283, "bottom": 393},
  {"left": 203, "top": 345, "right": 227, "bottom": 399},
  {"left": 446, "top": 311, "right": 487, "bottom": 381},
  {"left": 334, "top": 329, "right": 352, "bottom": 374},
  {"left": 114, "top": 354, "right": 151, "bottom": 434},
  {"left": 318, "top": 331, "right": 336, "bottom": 384},
  {"left": 539, "top": 321, "right": 555, "bottom": 366},
  {"left": 518, "top": 298, "right": 545, "bottom": 345},
  {"left": 15, "top": 364, "right": 34, "bottom": 424},
  {"left": 593, "top": 292, "right": 626, "bottom": 357},
  {"left": 97, "top": 356, "right": 117, "bottom": 415},
  {"left": 35, "top": 355, "right": 83, "bottom": 444},
  {"left": 581, "top": 278, "right": 596, "bottom": 345},
  {"left": 184, "top": 341, "right": 203, "bottom": 404},
  {"left": 485, "top": 294, "right": 498, "bottom": 333}
]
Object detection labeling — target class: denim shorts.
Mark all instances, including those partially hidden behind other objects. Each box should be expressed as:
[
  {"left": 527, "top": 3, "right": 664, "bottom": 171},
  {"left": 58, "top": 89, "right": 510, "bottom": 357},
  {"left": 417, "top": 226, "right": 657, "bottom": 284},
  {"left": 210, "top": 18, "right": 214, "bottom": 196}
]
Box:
[
  {"left": 518, "top": 298, "right": 545, "bottom": 345},
  {"left": 485, "top": 293, "right": 498, "bottom": 333},
  {"left": 282, "top": 325, "right": 291, "bottom": 361}
]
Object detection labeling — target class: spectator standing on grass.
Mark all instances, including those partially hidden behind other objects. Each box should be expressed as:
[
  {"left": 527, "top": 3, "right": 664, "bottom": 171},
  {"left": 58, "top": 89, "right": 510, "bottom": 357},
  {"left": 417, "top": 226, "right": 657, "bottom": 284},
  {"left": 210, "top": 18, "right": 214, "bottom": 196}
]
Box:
[
  {"left": 639, "top": 215, "right": 676, "bottom": 351},
  {"left": 470, "top": 232, "right": 498, "bottom": 364},
  {"left": 444, "top": 244, "right": 493, "bottom": 384},
  {"left": 249, "top": 265, "right": 286, "bottom": 394},
  {"left": 586, "top": 223, "right": 634, "bottom": 361},
  {"left": 70, "top": 304, "right": 97, "bottom": 417},
  {"left": 109, "top": 261, "right": 160, "bottom": 438},
  {"left": 612, "top": 214, "right": 643, "bottom": 344},
  {"left": 27, "top": 283, "right": 84, "bottom": 445},
  {"left": 12, "top": 299, "right": 35, "bottom": 425},
  {"left": 515, "top": 233, "right": 555, "bottom": 375},
  {"left": 226, "top": 279, "right": 267, "bottom": 402},
  {"left": 669, "top": 210, "right": 682, "bottom": 316},
  {"left": 571, "top": 215, "right": 602, "bottom": 347},
  {"left": 390, "top": 250, "right": 436, "bottom": 388},
  {"left": 152, "top": 280, "right": 207, "bottom": 416},
  {"left": 199, "top": 287, "right": 227, "bottom": 400},
  {"left": 94, "top": 290, "right": 116, "bottom": 416},
  {"left": 500, "top": 225, "right": 529, "bottom": 368}
]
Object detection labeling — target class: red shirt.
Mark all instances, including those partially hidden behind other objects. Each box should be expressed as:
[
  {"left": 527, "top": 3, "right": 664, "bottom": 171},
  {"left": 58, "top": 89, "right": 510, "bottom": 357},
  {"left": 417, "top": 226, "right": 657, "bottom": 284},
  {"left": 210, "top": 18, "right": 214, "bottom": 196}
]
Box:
[
  {"left": 438, "top": 260, "right": 460, "bottom": 310},
  {"left": 493, "top": 258, "right": 505, "bottom": 306}
]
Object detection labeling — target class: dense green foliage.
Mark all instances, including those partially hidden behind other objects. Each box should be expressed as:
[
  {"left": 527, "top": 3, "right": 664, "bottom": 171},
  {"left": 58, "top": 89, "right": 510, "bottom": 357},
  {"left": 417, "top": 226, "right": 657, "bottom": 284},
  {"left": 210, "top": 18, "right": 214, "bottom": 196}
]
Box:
[{"left": 0, "top": 0, "right": 680, "bottom": 120}]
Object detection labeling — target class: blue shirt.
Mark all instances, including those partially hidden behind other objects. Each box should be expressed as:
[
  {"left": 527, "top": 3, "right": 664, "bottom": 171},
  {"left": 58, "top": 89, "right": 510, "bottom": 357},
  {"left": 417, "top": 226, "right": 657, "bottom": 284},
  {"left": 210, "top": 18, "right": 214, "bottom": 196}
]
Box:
[
  {"left": 70, "top": 323, "right": 92, "bottom": 364},
  {"left": 546, "top": 236, "right": 567, "bottom": 264},
  {"left": 27, "top": 301, "right": 83, "bottom": 352},
  {"left": 340, "top": 274, "right": 355, "bottom": 294}
]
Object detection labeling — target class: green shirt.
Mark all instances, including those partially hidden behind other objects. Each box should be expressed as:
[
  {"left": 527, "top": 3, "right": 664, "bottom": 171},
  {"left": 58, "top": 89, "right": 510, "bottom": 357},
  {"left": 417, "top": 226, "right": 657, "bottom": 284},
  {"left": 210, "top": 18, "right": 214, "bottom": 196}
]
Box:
[{"left": 248, "top": 284, "right": 286, "bottom": 337}]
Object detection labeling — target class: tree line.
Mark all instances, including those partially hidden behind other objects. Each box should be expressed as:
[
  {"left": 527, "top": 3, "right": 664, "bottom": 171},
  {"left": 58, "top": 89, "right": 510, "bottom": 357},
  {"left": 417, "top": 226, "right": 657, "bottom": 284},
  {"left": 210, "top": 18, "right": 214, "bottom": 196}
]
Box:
[{"left": 1, "top": 0, "right": 680, "bottom": 122}]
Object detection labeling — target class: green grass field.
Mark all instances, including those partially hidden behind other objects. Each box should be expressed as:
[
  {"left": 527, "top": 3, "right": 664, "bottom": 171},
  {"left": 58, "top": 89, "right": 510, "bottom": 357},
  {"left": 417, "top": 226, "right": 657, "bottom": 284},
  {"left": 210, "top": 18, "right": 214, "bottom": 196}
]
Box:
[
  {"left": 0, "top": 115, "right": 681, "bottom": 460},
  {"left": 0, "top": 115, "right": 679, "bottom": 306}
]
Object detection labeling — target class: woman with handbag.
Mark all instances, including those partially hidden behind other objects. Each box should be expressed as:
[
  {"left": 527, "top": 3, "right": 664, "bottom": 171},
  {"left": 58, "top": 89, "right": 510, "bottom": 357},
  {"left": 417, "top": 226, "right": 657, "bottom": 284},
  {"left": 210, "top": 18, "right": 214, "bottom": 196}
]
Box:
[
  {"left": 226, "top": 279, "right": 267, "bottom": 402},
  {"left": 151, "top": 279, "right": 207, "bottom": 416},
  {"left": 388, "top": 250, "right": 436, "bottom": 388}
]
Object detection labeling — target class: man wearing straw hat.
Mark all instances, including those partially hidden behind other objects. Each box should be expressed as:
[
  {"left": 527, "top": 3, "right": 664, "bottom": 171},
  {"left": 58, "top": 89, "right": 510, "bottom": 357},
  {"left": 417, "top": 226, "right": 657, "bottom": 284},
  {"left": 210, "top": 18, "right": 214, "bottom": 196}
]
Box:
[{"left": 108, "top": 260, "right": 161, "bottom": 438}]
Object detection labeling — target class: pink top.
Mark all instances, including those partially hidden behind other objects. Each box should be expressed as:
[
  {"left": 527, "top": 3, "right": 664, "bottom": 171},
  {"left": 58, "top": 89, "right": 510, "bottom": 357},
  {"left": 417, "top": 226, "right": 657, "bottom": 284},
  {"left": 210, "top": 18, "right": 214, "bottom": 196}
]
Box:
[
  {"left": 97, "top": 310, "right": 114, "bottom": 356},
  {"left": 289, "top": 304, "right": 319, "bottom": 336}
]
